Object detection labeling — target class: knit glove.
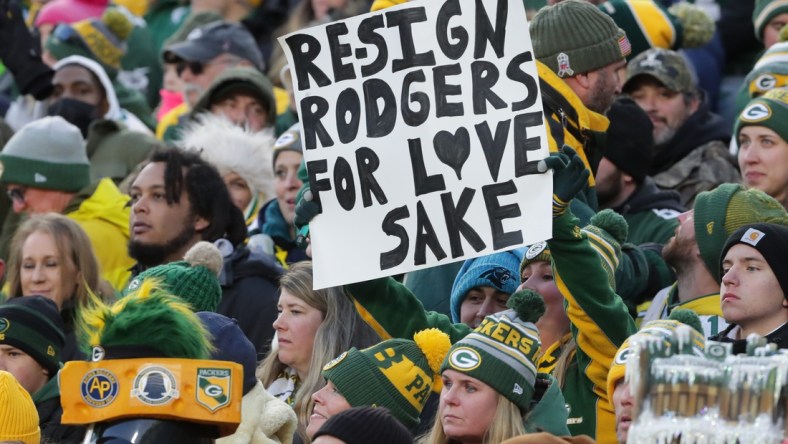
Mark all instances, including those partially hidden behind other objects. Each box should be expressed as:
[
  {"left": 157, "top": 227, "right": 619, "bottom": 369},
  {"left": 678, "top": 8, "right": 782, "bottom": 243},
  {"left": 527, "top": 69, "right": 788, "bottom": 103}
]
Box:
[
  {"left": 293, "top": 161, "right": 322, "bottom": 248},
  {"left": 548, "top": 145, "right": 589, "bottom": 217},
  {"left": 0, "top": 0, "right": 53, "bottom": 99}
]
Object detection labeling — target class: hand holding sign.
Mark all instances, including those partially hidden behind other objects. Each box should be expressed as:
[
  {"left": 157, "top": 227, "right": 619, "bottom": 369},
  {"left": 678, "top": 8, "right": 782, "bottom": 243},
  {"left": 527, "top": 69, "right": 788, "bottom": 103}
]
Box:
[{"left": 549, "top": 145, "right": 589, "bottom": 217}]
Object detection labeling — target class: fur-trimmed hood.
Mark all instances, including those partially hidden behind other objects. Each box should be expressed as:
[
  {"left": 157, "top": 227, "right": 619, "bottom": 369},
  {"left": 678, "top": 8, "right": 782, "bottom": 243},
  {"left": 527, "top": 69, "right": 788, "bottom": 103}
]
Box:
[
  {"left": 217, "top": 381, "right": 297, "bottom": 444},
  {"left": 179, "top": 114, "right": 276, "bottom": 202}
]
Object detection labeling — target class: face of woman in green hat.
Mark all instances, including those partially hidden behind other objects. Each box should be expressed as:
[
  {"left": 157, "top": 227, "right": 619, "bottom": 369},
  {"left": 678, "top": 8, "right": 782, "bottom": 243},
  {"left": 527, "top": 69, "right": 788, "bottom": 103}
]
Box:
[
  {"left": 738, "top": 125, "right": 788, "bottom": 208},
  {"left": 439, "top": 369, "right": 499, "bottom": 443}
]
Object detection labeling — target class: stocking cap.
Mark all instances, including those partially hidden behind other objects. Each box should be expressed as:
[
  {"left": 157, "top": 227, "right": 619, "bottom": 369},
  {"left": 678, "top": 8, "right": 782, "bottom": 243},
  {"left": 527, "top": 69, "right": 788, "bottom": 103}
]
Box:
[
  {"left": 0, "top": 296, "right": 65, "bottom": 378},
  {"left": 624, "top": 48, "right": 694, "bottom": 94},
  {"left": 607, "top": 309, "right": 704, "bottom": 402},
  {"left": 599, "top": 0, "right": 714, "bottom": 60},
  {"left": 321, "top": 329, "right": 451, "bottom": 429},
  {"left": 313, "top": 406, "right": 413, "bottom": 444},
  {"left": 720, "top": 223, "right": 788, "bottom": 299},
  {"left": 753, "top": 0, "right": 788, "bottom": 42},
  {"left": 693, "top": 184, "right": 788, "bottom": 281},
  {"left": 46, "top": 9, "right": 133, "bottom": 74},
  {"left": 604, "top": 96, "right": 653, "bottom": 183},
  {"left": 441, "top": 289, "right": 544, "bottom": 413},
  {"left": 531, "top": 0, "right": 631, "bottom": 78},
  {"left": 124, "top": 242, "right": 224, "bottom": 313},
  {"left": 520, "top": 242, "right": 552, "bottom": 277},
  {"left": 0, "top": 371, "right": 40, "bottom": 444},
  {"left": 450, "top": 249, "right": 523, "bottom": 323},
  {"left": 79, "top": 279, "right": 213, "bottom": 360},
  {"left": 735, "top": 87, "right": 788, "bottom": 144}
]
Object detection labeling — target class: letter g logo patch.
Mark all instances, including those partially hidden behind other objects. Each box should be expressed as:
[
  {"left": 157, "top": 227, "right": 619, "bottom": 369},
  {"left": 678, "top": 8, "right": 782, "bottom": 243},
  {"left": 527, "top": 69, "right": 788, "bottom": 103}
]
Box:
[{"left": 448, "top": 347, "right": 481, "bottom": 371}]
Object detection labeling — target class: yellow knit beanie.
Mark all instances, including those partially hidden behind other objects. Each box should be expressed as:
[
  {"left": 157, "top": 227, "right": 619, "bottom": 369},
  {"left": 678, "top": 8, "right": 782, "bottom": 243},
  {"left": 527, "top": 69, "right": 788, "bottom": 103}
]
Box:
[{"left": 0, "top": 371, "right": 41, "bottom": 444}]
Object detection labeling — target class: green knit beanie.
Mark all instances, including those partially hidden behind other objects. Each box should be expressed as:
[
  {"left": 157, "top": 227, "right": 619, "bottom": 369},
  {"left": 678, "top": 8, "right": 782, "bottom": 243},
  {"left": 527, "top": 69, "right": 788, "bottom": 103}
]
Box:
[
  {"left": 693, "top": 183, "right": 788, "bottom": 281},
  {"left": 520, "top": 241, "right": 552, "bottom": 277},
  {"left": 753, "top": 0, "right": 788, "bottom": 42},
  {"left": 735, "top": 87, "right": 788, "bottom": 143},
  {"left": 531, "top": 0, "right": 631, "bottom": 78},
  {"left": 322, "top": 329, "right": 451, "bottom": 429},
  {"left": 0, "top": 116, "right": 90, "bottom": 192},
  {"left": 124, "top": 242, "right": 224, "bottom": 312},
  {"left": 0, "top": 296, "right": 65, "bottom": 377},
  {"left": 440, "top": 290, "right": 544, "bottom": 413}
]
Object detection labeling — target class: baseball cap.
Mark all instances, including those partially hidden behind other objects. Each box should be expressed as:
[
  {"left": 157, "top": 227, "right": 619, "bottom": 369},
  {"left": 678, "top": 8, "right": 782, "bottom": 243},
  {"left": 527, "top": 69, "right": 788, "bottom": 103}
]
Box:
[
  {"left": 163, "top": 21, "right": 264, "bottom": 72},
  {"left": 623, "top": 48, "right": 694, "bottom": 94}
]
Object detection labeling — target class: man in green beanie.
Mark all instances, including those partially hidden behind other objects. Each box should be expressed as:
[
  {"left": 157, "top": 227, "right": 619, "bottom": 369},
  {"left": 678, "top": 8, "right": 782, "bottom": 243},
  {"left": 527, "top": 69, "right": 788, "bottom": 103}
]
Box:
[
  {"left": 753, "top": 0, "right": 788, "bottom": 49},
  {"left": 0, "top": 116, "right": 134, "bottom": 290},
  {"left": 642, "top": 183, "right": 788, "bottom": 338},
  {"left": 736, "top": 87, "right": 788, "bottom": 209}
]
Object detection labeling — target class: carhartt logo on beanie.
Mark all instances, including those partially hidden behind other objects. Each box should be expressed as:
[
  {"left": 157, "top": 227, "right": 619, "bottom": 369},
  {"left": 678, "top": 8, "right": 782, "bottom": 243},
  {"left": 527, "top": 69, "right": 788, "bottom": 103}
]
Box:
[
  {"left": 450, "top": 249, "right": 523, "bottom": 322},
  {"left": 0, "top": 371, "right": 40, "bottom": 444},
  {"left": 441, "top": 290, "right": 544, "bottom": 413},
  {"left": 0, "top": 116, "right": 90, "bottom": 192},
  {"left": 321, "top": 329, "right": 451, "bottom": 429},
  {"left": 720, "top": 223, "right": 788, "bottom": 299},
  {"left": 0, "top": 296, "right": 65, "bottom": 377},
  {"left": 124, "top": 242, "right": 224, "bottom": 312},
  {"left": 531, "top": 0, "right": 630, "bottom": 78},
  {"left": 753, "top": 0, "right": 788, "bottom": 41},
  {"left": 693, "top": 184, "right": 788, "bottom": 282}
]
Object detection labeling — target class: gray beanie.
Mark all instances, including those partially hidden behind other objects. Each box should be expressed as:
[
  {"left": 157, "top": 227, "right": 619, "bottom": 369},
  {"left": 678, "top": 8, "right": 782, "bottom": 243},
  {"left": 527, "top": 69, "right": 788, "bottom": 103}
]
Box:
[
  {"left": 531, "top": 0, "right": 631, "bottom": 78},
  {"left": 0, "top": 116, "right": 90, "bottom": 192}
]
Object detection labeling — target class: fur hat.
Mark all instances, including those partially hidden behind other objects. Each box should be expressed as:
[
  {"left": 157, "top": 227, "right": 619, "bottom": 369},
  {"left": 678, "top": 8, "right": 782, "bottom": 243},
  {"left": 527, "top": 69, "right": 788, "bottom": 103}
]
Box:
[
  {"left": 450, "top": 249, "right": 524, "bottom": 323},
  {"left": 0, "top": 116, "right": 90, "bottom": 192},
  {"left": 693, "top": 184, "right": 788, "bottom": 281},
  {"left": 79, "top": 279, "right": 213, "bottom": 360},
  {"left": 441, "top": 289, "right": 544, "bottom": 413},
  {"left": 531, "top": 0, "right": 631, "bottom": 77},
  {"left": 124, "top": 241, "right": 224, "bottom": 313},
  {"left": 180, "top": 114, "right": 276, "bottom": 202},
  {"left": 321, "top": 329, "right": 451, "bottom": 429},
  {"left": 0, "top": 371, "right": 40, "bottom": 444}
]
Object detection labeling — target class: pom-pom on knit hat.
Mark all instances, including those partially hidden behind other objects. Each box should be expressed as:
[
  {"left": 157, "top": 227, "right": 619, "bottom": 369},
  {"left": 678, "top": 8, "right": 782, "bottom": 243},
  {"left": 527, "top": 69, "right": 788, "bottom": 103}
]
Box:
[
  {"left": 441, "top": 289, "right": 545, "bottom": 413},
  {"left": 598, "top": 0, "right": 714, "bottom": 60},
  {"left": 583, "top": 209, "right": 629, "bottom": 290},
  {"left": 531, "top": 0, "right": 631, "bottom": 78},
  {"left": 753, "top": 0, "right": 788, "bottom": 42},
  {"left": 313, "top": 406, "right": 413, "bottom": 444},
  {"left": 124, "top": 241, "right": 224, "bottom": 312},
  {"left": 0, "top": 296, "right": 65, "bottom": 377},
  {"left": 720, "top": 223, "right": 788, "bottom": 299},
  {"left": 450, "top": 249, "right": 523, "bottom": 323},
  {"left": 46, "top": 8, "right": 133, "bottom": 74},
  {"left": 321, "top": 329, "right": 451, "bottom": 429},
  {"left": 606, "top": 309, "right": 705, "bottom": 403},
  {"left": 692, "top": 183, "right": 788, "bottom": 282},
  {"left": 0, "top": 371, "right": 40, "bottom": 444},
  {"left": 0, "top": 116, "right": 90, "bottom": 192},
  {"left": 735, "top": 87, "right": 788, "bottom": 144},
  {"left": 80, "top": 279, "right": 213, "bottom": 360}
]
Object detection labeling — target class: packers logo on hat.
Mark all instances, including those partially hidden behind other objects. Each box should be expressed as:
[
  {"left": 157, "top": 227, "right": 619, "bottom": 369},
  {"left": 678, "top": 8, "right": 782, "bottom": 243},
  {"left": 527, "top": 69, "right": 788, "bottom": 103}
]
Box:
[
  {"left": 80, "top": 368, "right": 120, "bottom": 408},
  {"left": 196, "top": 368, "right": 232, "bottom": 413},
  {"left": 323, "top": 351, "right": 348, "bottom": 371},
  {"left": 526, "top": 242, "right": 547, "bottom": 260},
  {"left": 740, "top": 103, "right": 771, "bottom": 122},
  {"left": 448, "top": 347, "right": 481, "bottom": 371},
  {"left": 614, "top": 346, "right": 631, "bottom": 365},
  {"left": 755, "top": 74, "right": 777, "bottom": 92},
  {"left": 0, "top": 317, "right": 9, "bottom": 336}
]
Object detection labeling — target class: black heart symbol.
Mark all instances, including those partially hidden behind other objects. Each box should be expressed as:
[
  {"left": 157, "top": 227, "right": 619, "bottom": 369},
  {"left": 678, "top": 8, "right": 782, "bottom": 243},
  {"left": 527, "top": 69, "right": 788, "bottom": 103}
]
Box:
[{"left": 433, "top": 128, "right": 470, "bottom": 180}]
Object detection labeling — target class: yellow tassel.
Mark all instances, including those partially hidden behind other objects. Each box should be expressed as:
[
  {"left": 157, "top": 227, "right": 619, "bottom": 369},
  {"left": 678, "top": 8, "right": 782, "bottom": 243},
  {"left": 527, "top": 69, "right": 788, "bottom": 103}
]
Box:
[{"left": 413, "top": 328, "right": 451, "bottom": 374}]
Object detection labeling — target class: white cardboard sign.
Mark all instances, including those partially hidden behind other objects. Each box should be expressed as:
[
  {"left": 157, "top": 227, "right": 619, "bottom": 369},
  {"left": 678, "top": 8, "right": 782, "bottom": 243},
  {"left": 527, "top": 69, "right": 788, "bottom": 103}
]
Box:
[{"left": 279, "top": 0, "right": 552, "bottom": 289}]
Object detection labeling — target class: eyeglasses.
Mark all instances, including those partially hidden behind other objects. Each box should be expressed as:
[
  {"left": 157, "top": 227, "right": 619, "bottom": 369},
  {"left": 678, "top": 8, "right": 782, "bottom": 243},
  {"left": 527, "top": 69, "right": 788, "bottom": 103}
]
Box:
[
  {"left": 6, "top": 187, "right": 27, "bottom": 204},
  {"left": 175, "top": 56, "right": 241, "bottom": 77}
]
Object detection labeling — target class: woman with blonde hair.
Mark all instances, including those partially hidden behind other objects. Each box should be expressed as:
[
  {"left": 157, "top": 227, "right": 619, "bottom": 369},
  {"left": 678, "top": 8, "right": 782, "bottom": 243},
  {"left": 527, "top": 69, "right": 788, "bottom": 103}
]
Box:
[
  {"left": 257, "top": 261, "right": 379, "bottom": 441},
  {"left": 5, "top": 213, "right": 113, "bottom": 361}
]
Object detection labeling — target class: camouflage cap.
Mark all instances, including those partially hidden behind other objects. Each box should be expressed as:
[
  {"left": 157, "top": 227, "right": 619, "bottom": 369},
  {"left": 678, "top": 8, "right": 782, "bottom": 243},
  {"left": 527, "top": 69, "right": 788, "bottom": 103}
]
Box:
[{"left": 623, "top": 48, "right": 694, "bottom": 94}]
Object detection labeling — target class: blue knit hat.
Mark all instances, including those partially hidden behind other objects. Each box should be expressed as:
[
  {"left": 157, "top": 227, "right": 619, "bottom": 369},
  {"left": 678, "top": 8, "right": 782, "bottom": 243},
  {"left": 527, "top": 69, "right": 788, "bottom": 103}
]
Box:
[{"left": 449, "top": 249, "right": 524, "bottom": 322}]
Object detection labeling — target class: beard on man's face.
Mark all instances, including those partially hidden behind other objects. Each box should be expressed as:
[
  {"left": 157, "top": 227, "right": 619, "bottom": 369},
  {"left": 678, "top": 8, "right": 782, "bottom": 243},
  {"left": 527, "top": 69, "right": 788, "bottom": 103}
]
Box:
[{"left": 128, "top": 223, "right": 197, "bottom": 268}]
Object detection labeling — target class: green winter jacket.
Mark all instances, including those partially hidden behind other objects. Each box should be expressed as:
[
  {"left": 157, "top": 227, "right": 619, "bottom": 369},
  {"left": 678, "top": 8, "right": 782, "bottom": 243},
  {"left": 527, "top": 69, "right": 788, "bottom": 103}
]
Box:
[
  {"left": 87, "top": 119, "right": 159, "bottom": 185},
  {"left": 547, "top": 209, "right": 637, "bottom": 443},
  {"left": 144, "top": 0, "right": 190, "bottom": 54}
]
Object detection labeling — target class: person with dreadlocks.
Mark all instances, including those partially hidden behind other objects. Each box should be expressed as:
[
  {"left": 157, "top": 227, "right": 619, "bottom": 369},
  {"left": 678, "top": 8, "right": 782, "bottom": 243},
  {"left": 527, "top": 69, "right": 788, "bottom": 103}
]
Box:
[{"left": 58, "top": 278, "right": 245, "bottom": 443}]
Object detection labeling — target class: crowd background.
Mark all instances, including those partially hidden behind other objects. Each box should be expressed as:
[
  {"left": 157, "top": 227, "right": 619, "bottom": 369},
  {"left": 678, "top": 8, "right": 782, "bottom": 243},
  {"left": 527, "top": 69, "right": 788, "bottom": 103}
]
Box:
[{"left": 0, "top": 0, "right": 788, "bottom": 443}]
